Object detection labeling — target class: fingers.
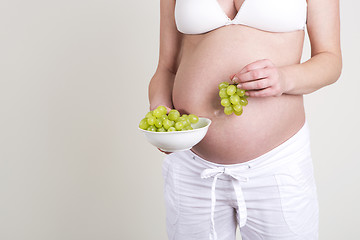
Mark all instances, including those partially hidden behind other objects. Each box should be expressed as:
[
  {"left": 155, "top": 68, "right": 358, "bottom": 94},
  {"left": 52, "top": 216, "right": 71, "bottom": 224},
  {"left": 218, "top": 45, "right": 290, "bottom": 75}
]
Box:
[
  {"left": 233, "top": 68, "right": 275, "bottom": 91},
  {"left": 239, "top": 59, "right": 274, "bottom": 74},
  {"left": 232, "top": 60, "right": 275, "bottom": 84},
  {"left": 229, "top": 59, "right": 284, "bottom": 97},
  {"left": 237, "top": 78, "right": 272, "bottom": 91},
  {"left": 164, "top": 106, "right": 172, "bottom": 114},
  {"left": 234, "top": 68, "right": 273, "bottom": 83}
]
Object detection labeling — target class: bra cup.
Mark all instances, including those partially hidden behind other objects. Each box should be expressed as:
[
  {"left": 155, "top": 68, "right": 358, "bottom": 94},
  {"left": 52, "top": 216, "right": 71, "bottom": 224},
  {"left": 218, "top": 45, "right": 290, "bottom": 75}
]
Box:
[
  {"left": 175, "top": 0, "right": 229, "bottom": 34},
  {"left": 234, "top": 0, "right": 307, "bottom": 32},
  {"left": 174, "top": 0, "right": 307, "bottom": 34}
]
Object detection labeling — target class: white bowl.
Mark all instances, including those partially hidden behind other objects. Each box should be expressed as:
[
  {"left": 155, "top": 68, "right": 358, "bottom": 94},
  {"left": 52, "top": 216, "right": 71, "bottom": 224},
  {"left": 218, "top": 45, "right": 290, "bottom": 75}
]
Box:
[{"left": 139, "top": 117, "right": 212, "bottom": 152}]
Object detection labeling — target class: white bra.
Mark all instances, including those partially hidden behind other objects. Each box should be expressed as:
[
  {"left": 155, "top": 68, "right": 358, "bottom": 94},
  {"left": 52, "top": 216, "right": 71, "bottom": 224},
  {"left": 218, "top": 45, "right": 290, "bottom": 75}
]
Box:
[{"left": 174, "top": 0, "right": 307, "bottom": 34}]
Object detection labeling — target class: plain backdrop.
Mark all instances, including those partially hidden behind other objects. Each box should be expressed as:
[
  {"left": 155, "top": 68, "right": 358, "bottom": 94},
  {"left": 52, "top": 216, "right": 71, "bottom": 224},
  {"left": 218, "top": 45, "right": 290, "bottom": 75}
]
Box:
[{"left": 0, "top": 0, "right": 359, "bottom": 239}]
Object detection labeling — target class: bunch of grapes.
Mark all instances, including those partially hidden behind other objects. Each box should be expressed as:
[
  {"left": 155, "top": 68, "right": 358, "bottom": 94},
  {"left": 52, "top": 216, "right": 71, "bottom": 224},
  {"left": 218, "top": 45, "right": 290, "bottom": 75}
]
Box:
[
  {"left": 139, "top": 106, "right": 199, "bottom": 132},
  {"left": 218, "top": 82, "right": 248, "bottom": 116}
]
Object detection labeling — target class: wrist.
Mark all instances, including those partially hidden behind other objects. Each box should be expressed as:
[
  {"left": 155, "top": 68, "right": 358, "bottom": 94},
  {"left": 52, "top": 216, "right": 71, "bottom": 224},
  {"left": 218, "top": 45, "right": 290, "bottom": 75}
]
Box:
[{"left": 279, "top": 66, "right": 294, "bottom": 95}]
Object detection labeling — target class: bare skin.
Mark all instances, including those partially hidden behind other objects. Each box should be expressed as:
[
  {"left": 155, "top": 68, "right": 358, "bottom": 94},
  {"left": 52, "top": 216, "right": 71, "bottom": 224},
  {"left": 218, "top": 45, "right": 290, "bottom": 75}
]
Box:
[{"left": 149, "top": 0, "right": 342, "bottom": 164}]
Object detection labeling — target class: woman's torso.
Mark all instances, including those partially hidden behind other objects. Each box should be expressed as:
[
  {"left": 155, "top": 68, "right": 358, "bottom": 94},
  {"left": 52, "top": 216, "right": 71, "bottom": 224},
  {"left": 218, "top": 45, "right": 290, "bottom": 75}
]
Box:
[{"left": 172, "top": 0, "right": 306, "bottom": 164}]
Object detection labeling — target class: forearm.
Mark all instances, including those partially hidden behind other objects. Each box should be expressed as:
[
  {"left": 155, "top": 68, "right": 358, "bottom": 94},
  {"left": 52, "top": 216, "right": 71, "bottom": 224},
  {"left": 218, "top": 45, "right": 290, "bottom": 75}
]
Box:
[
  {"left": 148, "top": 66, "right": 175, "bottom": 110},
  {"left": 282, "top": 51, "right": 342, "bottom": 95}
]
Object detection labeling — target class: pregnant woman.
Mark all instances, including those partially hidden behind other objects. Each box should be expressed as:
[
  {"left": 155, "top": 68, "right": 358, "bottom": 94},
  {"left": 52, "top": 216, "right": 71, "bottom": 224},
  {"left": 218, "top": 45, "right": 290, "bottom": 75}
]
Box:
[{"left": 148, "top": 0, "right": 341, "bottom": 239}]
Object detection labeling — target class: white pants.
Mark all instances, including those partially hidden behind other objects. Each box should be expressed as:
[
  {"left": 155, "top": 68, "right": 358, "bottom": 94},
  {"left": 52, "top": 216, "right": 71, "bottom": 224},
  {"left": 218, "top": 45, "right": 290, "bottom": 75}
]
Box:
[{"left": 162, "top": 122, "right": 319, "bottom": 240}]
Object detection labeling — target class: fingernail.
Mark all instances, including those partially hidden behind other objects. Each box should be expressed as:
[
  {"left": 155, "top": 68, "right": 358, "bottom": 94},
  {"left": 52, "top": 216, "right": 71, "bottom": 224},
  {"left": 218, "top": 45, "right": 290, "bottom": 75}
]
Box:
[
  {"left": 237, "top": 84, "right": 242, "bottom": 88},
  {"left": 232, "top": 76, "right": 239, "bottom": 82}
]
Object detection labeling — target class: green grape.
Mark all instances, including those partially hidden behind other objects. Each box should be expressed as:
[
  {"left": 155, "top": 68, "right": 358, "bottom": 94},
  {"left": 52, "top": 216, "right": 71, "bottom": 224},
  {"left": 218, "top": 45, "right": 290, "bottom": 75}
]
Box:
[
  {"left": 237, "top": 88, "right": 246, "bottom": 97},
  {"left": 167, "top": 127, "right": 176, "bottom": 132},
  {"left": 221, "top": 98, "right": 231, "bottom": 107},
  {"left": 139, "top": 118, "right": 149, "bottom": 130},
  {"left": 140, "top": 108, "right": 200, "bottom": 133},
  {"left": 182, "top": 119, "right": 190, "bottom": 127},
  {"left": 159, "top": 114, "right": 168, "bottom": 122},
  {"left": 157, "top": 127, "right": 166, "bottom": 132},
  {"left": 224, "top": 106, "right": 233, "bottom": 115},
  {"left": 147, "top": 126, "right": 157, "bottom": 132},
  {"left": 218, "top": 82, "right": 229, "bottom": 89},
  {"left": 169, "top": 120, "right": 175, "bottom": 127},
  {"left": 145, "top": 111, "right": 153, "bottom": 119},
  {"left": 163, "top": 119, "right": 171, "bottom": 130},
  {"left": 183, "top": 125, "right": 193, "bottom": 131},
  {"left": 153, "top": 108, "right": 163, "bottom": 118},
  {"left": 181, "top": 115, "right": 191, "bottom": 126},
  {"left": 226, "top": 85, "right": 237, "bottom": 95},
  {"left": 234, "top": 108, "right": 243, "bottom": 116},
  {"left": 239, "top": 97, "right": 248, "bottom": 106},
  {"left": 233, "top": 104, "right": 242, "bottom": 112},
  {"left": 219, "top": 88, "right": 229, "bottom": 98},
  {"left": 188, "top": 114, "right": 199, "bottom": 124},
  {"left": 218, "top": 82, "right": 247, "bottom": 116},
  {"left": 230, "top": 94, "right": 240, "bottom": 105},
  {"left": 168, "top": 109, "right": 180, "bottom": 121},
  {"left": 147, "top": 116, "right": 156, "bottom": 125},
  {"left": 175, "top": 121, "right": 184, "bottom": 131},
  {"left": 157, "top": 105, "right": 167, "bottom": 115},
  {"left": 154, "top": 118, "right": 163, "bottom": 128},
  {"left": 177, "top": 116, "right": 186, "bottom": 123}
]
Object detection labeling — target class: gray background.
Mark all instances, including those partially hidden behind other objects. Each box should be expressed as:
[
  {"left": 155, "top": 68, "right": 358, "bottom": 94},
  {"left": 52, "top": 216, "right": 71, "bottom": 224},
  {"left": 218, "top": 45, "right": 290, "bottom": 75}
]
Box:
[{"left": 0, "top": 0, "right": 358, "bottom": 239}]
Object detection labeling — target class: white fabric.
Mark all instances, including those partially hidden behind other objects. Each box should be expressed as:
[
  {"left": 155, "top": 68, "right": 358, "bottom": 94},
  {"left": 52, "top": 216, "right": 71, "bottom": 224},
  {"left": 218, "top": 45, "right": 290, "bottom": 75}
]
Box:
[
  {"left": 174, "top": 0, "right": 307, "bottom": 34},
  {"left": 162, "top": 122, "right": 319, "bottom": 240},
  {"left": 201, "top": 167, "right": 249, "bottom": 240}
]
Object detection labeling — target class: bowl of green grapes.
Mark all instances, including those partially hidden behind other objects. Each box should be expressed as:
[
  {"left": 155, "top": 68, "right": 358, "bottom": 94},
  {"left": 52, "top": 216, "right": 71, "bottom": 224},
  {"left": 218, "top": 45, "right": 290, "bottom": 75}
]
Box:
[{"left": 138, "top": 106, "right": 212, "bottom": 152}]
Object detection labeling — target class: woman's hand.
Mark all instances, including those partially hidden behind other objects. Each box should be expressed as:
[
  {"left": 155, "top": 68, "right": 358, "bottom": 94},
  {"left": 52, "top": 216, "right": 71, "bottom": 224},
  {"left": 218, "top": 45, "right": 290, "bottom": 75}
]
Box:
[
  {"left": 230, "top": 59, "right": 287, "bottom": 97},
  {"left": 149, "top": 104, "right": 173, "bottom": 154}
]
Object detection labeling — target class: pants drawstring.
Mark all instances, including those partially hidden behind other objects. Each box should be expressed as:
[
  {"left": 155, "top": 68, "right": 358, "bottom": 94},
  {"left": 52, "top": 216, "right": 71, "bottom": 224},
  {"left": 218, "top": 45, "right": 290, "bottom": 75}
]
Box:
[{"left": 201, "top": 167, "right": 249, "bottom": 240}]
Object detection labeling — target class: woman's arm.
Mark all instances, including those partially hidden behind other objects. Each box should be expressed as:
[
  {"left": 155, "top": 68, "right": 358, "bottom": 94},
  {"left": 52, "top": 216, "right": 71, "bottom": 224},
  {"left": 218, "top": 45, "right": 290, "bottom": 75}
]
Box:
[
  {"left": 231, "top": 0, "right": 342, "bottom": 97},
  {"left": 282, "top": 0, "right": 342, "bottom": 95},
  {"left": 148, "top": 0, "right": 183, "bottom": 110}
]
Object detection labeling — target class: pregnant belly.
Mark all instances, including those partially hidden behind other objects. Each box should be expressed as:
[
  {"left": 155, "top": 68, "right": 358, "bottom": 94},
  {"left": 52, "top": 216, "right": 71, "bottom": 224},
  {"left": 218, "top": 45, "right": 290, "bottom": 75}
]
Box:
[{"left": 172, "top": 26, "right": 306, "bottom": 164}]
